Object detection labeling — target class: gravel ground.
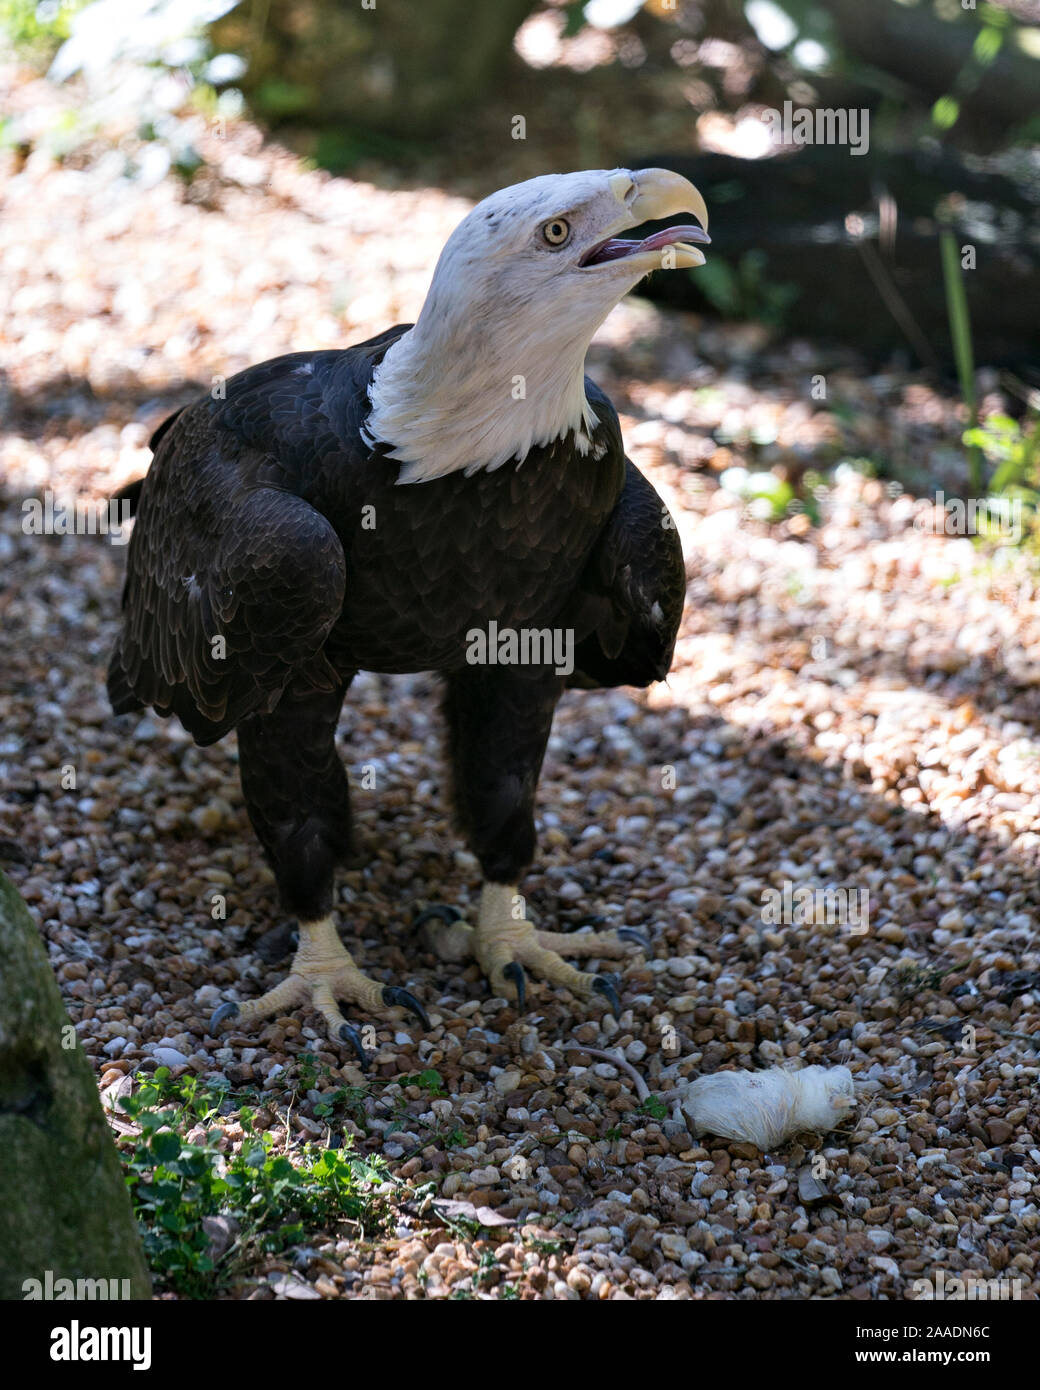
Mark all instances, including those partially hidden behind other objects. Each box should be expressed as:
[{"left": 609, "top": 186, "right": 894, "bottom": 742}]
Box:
[{"left": 2, "top": 66, "right": 1039, "bottom": 1300}]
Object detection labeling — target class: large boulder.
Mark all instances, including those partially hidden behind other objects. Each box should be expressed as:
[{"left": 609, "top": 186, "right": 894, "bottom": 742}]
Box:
[{"left": 0, "top": 871, "right": 150, "bottom": 1300}]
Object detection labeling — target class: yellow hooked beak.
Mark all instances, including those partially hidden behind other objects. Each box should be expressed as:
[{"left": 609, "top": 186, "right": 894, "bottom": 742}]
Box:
[
  {"left": 581, "top": 168, "right": 711, "bottom": 271},
  {"left": 614, "top": 167, "right": 710, "bottom": 234}
]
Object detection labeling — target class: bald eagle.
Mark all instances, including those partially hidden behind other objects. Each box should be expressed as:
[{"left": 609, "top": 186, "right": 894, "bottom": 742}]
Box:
[{"left": 108, "top": 167, "right": 710, "bottom": 1065}]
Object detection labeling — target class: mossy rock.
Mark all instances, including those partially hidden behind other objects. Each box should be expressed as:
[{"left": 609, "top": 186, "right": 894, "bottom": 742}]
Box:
[{"left": 0, "top": 871, "right": 150, "bottom": 1300}]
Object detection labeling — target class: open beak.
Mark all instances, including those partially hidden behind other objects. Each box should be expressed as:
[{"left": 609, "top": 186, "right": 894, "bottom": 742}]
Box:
[{"left": 581, "top": 167, "right": 710, "bottom": 270}]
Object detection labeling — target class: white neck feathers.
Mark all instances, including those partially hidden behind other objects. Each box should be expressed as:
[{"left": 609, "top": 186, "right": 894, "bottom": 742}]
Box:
[{"left": 363, "top": 315, "right": 599, "bottom": 485}]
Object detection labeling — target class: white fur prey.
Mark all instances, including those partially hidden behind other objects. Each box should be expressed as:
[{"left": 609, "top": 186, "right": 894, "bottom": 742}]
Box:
[
  {"left": 362, "top": 168, "right": 707, "bottom": 485},
  {"left": 563, "top": 1047, "right": 856, "bottom": 1150}
]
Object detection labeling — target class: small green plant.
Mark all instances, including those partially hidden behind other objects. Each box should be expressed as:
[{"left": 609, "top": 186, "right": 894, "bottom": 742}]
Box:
[
  {"left": 940, "top": 226, "right": 981, "bottom": 491},
  {"left": 115, "top": 1068, "right": 393, "bottom": 1297},
  {"left": 0, "top": 0, "right": 89, "bottom": 56},
  {"left": 444, "top": 1251, "right": 500, "bottom": 1301},
  {"left": 955, "top": 411, "right": 1040, "bottom": 550},
  {"left": 138, "top": 1066, "right": 253, "bottom": 1122},
  {"left": 313, "top": 1085, "right": 368, "bottom": 1125},
  {"left": 437, "top": 1208, "right": 482, "bottom": 1241},
  {"left": 294, "top": 1051, "right": 325, "bottom": 1090},
  {"left": 472, "top": 1249, "right": 499, "bottom": 1288},
  {"left": 271, "top": 1053, "right": 371, "bottom": 1129},
  {"left": 523, "top": 1235, "right": 562, "bottom": 1255},
  {"left": 398, "top": 1068, "right": 447, "bottom": 1098},
  {"left": 448, "top": 1251, "right": 505, "bottom": 1299},
  {"left": 964, "top": 414, "right": 1040, "bottom": 504},
  {"left": 638, "top": 1094, "right": 669, "bottom": 1121}
]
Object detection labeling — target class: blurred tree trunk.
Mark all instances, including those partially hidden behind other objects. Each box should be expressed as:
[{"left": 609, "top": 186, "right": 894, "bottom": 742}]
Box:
[
  {"left": 0, "top": 872, "right": 150, "bottom": 1300},
  {"left": 826, "top": 0, "right": 1039, "bottom": 134},
  {"left": 215, "top": 0, "right": 539, "bottom": 136}
]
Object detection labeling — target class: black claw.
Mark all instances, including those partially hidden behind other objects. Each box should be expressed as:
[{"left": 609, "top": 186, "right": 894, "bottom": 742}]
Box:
[
  {"left": 503, "top": 961, "right": 526, "bottom": 1012},
  {"left": 617, "top": 927, "right": 651, "bottom": 948},
  {"left": 209, "top": 1001, "right": 239, "bottom": 1035},
  {"left": 338, "top": 1023, "right": 368, "bottom": 1071},
  {"left": 592, "top": 973, "right": 621, "bottom": 1016},
  {"left": 382, "top": 985, "right": 430, "bottom": 1031},
  {"left": 414, "top": 904, "right": 464, "bottom": 928}
]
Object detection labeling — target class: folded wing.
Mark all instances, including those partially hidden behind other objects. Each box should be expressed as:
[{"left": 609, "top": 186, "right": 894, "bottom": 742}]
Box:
[
  {"left": 567, "top": 458, "right": 685, "bottom": 689},
  {"left": 107, "top": 406, "right": 346, "bottom": 746}
]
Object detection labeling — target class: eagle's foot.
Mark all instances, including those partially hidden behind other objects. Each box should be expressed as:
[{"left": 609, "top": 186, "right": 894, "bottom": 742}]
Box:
[
  {"left": 208, "top": 915, "right": 428, "bottom": 1067},
  {"left": 419, "top": 884, "right": 644, "bottom": 1015}
]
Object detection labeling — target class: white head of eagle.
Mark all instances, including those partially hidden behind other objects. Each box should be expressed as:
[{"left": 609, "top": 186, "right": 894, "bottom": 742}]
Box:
[{"left": 363, "top": 167, "right": 709, "bottom": 485}]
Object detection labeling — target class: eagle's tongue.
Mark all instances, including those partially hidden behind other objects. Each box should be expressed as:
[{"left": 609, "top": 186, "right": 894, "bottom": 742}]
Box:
[
  {"left": 636, "top": 223, "right": 711, "bottom": 253},
  {"left": 583, "top": 223, "right": 710, "bottom": 266}
]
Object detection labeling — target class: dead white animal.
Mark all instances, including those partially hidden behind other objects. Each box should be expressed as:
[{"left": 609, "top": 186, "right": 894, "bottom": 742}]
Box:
[{"left": 562, "top": 1046, "right": 855, "bottom": 1151}]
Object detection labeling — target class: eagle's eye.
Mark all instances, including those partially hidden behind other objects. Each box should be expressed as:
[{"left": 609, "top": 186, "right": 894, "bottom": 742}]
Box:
[{"left": 541, "top": 218, "right": 571, "bottom": 247}]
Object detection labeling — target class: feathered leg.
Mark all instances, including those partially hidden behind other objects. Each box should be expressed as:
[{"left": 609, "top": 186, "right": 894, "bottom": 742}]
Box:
[
  {"left": 208, "top": 684, "right": 427, "bottom": 1062},
  {"left": 423, "top": 666, "right": 645, "bottom": 1012}
]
